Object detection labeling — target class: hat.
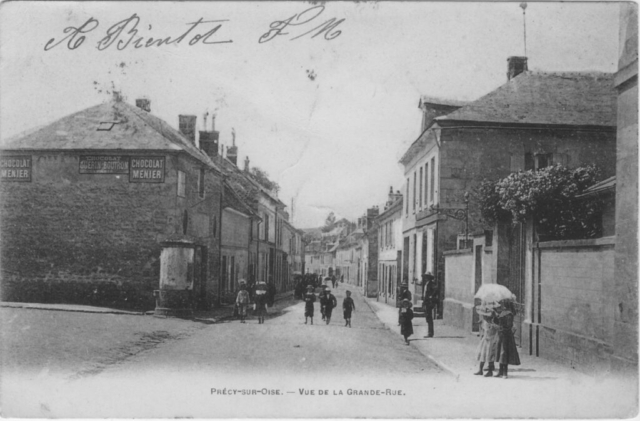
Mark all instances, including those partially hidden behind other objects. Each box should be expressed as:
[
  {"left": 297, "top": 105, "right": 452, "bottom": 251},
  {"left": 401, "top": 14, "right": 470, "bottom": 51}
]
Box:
[
  {"left": 402, "top": 299, "right": 413, "bottom": 308},
  {"left": 306, "top": 285, "right": 314, "bottom": 291},
  {"left": 424, "top": 272, "right": 434, "bottom": 279},
  {"left": 325, "top": 288, "right": 331, "bottom": 293}
]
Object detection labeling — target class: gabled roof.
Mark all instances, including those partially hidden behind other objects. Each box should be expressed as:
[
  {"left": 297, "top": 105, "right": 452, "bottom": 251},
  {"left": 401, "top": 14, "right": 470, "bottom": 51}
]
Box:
[
  {"left": 1, "top": 101, "right": 222, "bottom": 171},
  {"left": 419, "top": 96, "right": 468, "bottom": 108},
  {"left": 223, "top": 182, "right": 260, "bottom": 219},
  {"left": 436, "top": 71, "right": 616, "bottom": 127}
]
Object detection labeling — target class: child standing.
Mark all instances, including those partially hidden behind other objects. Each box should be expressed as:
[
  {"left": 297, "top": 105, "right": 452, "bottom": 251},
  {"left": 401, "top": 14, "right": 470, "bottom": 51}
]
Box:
[
  {"left": 474, "top": 316, "right": 500, "bottom": 377},
  {"left": 399, "top": 298, "right": 414, "bottom": 345},
  {"left": 304, "top": 285, "right": 316, "bottom": 325},
  {"left": 254, "top": 281, "right": 268, "bottom": 324},
  {"left": 342, "top": 290, "right": 356, "bottom": 327},
  {"left": 235, "top": 281, "right": 250, "bottom": 324}
]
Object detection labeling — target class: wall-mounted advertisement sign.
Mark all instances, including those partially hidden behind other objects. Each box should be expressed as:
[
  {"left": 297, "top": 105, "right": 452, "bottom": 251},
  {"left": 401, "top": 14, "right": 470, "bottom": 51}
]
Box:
[
  {"left": 130, "top": 156, "right": 165, "bottom": 183},
  {"left": 1, "top": 156, "right": 32, "bottom": 182},
  {"left": 79, "top": 155, "right": 129, "bottom": 174}
]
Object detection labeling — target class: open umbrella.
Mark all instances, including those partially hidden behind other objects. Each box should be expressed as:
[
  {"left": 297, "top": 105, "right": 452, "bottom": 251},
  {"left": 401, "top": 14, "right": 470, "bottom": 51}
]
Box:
[{"left": 474, "top": 283, "right": 515, "bottom": 303}]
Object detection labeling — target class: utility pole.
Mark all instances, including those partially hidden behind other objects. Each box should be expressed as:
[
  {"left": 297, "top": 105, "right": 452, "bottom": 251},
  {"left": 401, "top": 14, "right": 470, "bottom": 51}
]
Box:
[{"left": 520, "top": 2, "right": 528, "bottom": 56}]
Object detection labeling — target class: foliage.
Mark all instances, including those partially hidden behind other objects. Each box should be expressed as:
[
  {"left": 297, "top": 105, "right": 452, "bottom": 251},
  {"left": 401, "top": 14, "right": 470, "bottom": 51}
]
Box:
[
  {"left": 322, "top": 212, "right": 337, "bottom": 232},
  {"left": 250, "top": 167, "right": 280, "bottom": 193},
  {"left": 478, "top": 165, "right": 604, "bottom": 240}
]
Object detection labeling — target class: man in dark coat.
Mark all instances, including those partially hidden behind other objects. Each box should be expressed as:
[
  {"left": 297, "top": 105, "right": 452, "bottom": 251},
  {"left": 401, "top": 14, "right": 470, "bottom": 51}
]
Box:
[
  {"left": 320, "top": 288, "right": 338, "bottom": 325},
  {"left": 422, "top": 272, "right": 437, "bottom": 338}
]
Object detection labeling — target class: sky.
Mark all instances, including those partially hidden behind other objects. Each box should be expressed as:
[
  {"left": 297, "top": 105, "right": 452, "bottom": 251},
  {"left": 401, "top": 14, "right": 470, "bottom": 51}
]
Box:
[{"left": 0, "top": 1, "right": 621, "bottom": 228}]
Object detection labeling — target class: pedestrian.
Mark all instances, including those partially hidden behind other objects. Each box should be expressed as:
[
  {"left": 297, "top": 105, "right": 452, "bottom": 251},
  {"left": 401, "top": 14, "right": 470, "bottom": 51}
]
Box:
[
  {"left": 304, "top": 285, "right": 316, "bottom": 325},
  {"left": 422, "top": 272, "right": 437, "bottom": 338},
  {"left": 254, "top": 281, "right": 268, "bottom": 324},
  {"left": 343, "top": 290, "right": 356, "bottom": 327},
  {"left": 474, "top": 313, "right": 500, "bottom": 377},
  {"left": 267, "top": 277, "right": 276, "bottom": 307},
  {"left": 321, "top": 287, "right": 337, "bottom": 325},
  {"left": 494, "top": 299, "right": 521, "bottom": 379},
  {"left": 398, "top": 282, "right": 412, "bottom": 325},
  {"left": 399, "top": 298, "right": 414, "bottom": 345},
  {"left": 340, "top": 274, "right": 344, "bottom": 284},
  {"left": 235, "top": 280, "right": 250, "bottom": 324},
  {"left": 320, "top": 285, "right": 328, "bottom": 320},
  {"left": 331, "top": 275, "right": 336, "bottom": 288}
]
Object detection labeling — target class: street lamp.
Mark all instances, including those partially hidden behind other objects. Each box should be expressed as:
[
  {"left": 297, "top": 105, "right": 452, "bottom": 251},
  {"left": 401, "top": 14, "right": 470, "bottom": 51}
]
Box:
[{"left": 430, "top": 192, "right": 471, "bottom": 249}]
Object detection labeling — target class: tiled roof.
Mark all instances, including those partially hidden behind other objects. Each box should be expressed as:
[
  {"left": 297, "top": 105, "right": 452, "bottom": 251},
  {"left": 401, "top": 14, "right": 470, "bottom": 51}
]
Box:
[
  {"left": 2, "top": 100, "right": 222, "bottom": 171},
  {"left": 223, "top": 182, "right": 258, "bottom": 218},
  {"left": 436, "top": 71, "right": 616, "bottom": 127},
  {"left": 419, "top": 96, "right": 468, "bottom": 108}
]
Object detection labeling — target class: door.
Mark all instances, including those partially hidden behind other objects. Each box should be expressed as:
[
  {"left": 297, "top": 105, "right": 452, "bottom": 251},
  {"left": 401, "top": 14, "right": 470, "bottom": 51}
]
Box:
[{"left": 472, "top": 245, "right": 482, "bottom": 332}]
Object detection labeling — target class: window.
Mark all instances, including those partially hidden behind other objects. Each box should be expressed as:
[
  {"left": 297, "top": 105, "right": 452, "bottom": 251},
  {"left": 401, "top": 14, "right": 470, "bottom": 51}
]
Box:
[
  {"left": 535, "top": 153, "right": 552, "bottom": 170},
  {"left": 419, "top": 167, "right": 423, "bottom": 208},
  {"left": 405, "top": 178, "right": 410, "bottom": 216},
  {"left": 413, "top": 171, "right": 417, "bottom": 212},
  {"left": 198, "top": 168, "right": 205, "bottom": 198},
  {"left": 177, "top": 170, "right": 186, "bottom": 197},
  {"left": 429, "top": 157, "right": 435, "bottom": 203},
  {"left": 425, "top": 162, "right": 429, "bottom": 204},
  {"left": 525, "top": 153, "right": 534, "bottom": 171}
]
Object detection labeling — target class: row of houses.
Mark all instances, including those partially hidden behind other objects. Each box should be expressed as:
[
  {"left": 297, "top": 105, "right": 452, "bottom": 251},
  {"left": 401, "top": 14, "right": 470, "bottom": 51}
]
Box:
[
  {"left": 0, "top": 97, "right": 305, "bottom": 312},
  {"left": 306, "top": 34, "right": 637, "bottom": 373}
]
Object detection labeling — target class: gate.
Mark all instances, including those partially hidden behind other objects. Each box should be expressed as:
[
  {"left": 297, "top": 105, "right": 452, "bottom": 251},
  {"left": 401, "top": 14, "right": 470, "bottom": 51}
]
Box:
[{"left": 503, "top": 223, "right": 526, "bottom": 346}]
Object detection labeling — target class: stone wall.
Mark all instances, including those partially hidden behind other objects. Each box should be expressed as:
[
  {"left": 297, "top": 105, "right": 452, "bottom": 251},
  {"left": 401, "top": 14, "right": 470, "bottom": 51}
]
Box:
[
  {"left": 443, "top": 249, "right": 473, "bottom": 330},
  {"left": 0, "top": 151, "right": 221, "bottom": 310},
  {"left": 524, "top": 239, "right": 616, "bottom": 373}
]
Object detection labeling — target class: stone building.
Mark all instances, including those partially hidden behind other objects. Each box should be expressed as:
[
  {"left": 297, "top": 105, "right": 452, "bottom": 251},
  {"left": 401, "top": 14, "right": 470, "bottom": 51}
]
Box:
[
  {"left": 375, "top": 187, "right": 403, "bottom": 306},
  {"left": 0, "top": 98, "right": 224, "bottom": 310},
  {"left": 612, "top": 2, "right": 638, "bottom": 371},
  {"left": 400, "top": 57, "right": 618, "bottom": 319}
]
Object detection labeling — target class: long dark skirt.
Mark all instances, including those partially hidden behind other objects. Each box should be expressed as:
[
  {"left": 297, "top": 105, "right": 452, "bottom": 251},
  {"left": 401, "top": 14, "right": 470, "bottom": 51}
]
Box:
[
  {"left": 305, "top": 304, "right": 314, "bottom": 317},
  {"left": 497, "top": 332, "right": 521, "bottom": 365},
  {"left": 400, "top": 321, "right": 414, "bottom": 337},
  {"left": 344, "top": 309, "right": 352, "bottom": 319},
  {"left": 255, "top": 303, "right": 267, "bottom": 317}
]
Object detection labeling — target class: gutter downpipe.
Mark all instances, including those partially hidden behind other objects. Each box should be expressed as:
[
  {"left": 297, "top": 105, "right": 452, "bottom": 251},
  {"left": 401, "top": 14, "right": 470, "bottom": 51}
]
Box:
[{"left": 217, "top": 176, "right": 226, "bottom": 306}]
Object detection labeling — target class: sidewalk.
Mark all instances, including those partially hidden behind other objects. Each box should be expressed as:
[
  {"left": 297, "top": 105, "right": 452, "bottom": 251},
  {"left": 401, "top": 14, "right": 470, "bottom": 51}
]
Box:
[
  {"left": 366, "top": 297, "right": 590, "bottom": 382},
  {"left": 1, "top": 291, "right": 295, "bottom": 322}
]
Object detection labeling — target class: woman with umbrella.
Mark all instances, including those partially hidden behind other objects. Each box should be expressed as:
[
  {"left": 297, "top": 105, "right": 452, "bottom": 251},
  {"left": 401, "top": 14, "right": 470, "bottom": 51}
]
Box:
[
  {"left": 254, "top": 281, "right": 268, "bottom": 324},
  {"left": 474, "top": 302, "right": 500, "bottom": 377},
  {"left": 474, "top": 284, "right": 521, "bottom": 379},
  {"left": 494, "top": 299, "right": 521, "bottom": 378}
]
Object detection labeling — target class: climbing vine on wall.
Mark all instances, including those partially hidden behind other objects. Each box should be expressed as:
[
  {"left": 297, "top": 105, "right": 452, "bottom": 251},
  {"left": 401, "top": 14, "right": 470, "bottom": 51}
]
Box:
[{"left": 478, "top": 165, "right": 604, "bottom": 240}]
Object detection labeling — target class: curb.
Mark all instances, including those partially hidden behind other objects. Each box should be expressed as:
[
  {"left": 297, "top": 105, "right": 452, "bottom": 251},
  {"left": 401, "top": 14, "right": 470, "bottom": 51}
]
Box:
[
  {"left": 363, "top": 297, "right": 460, "bottom": 379},
  {"left": 0, "top": 302, "right": 144, "bottom": 316}
]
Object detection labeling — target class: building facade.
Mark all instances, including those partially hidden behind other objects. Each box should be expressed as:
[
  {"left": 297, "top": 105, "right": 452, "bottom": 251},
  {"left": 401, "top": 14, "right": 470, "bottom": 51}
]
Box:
[
  {"left": 376, "top": 188, "right": 403, "bottom": 306},
  {"left": 0, "top": 99, "right": 224, "bottom": 310}
]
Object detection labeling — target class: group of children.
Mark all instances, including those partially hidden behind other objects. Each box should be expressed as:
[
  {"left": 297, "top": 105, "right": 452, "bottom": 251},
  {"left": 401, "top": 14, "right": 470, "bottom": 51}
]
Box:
[
  {"left": 474, "top": 299, "right": 521, "bottom": 379},
  {"left": 235, "top": 280, "right": 268, "bottom": 324},
  {"left": 304, "top": 285, "right": 356, "bottom": 327}
]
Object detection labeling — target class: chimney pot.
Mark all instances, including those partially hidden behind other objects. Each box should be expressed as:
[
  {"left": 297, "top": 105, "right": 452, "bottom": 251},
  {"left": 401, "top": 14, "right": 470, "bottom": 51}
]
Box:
[
  {"left": 135, "top": 98, "right": 150, "bottom": 112},
  {"left": 244, "top": 156, "right": 250, "bottom": 172},
  {"left": 507, "top": 56, "right": 528, "bottom": 81}
]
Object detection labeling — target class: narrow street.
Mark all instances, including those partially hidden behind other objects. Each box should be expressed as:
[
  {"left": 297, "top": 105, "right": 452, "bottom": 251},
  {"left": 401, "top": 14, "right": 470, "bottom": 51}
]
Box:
[{"left": 85, "top": 284, "right": 440, "bottom": 377}]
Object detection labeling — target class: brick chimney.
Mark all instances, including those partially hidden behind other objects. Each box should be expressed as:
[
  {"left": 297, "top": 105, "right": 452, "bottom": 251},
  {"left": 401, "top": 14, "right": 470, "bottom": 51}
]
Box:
[
  {"left": 199, "top": 130, "right": 219, "bottom": 159},
  {"left": 135, "top": 98, "right": 150, "bottom": 112},
  {"left": 178, "top": 115, "right": 197, "bottom": 144},
  {"left": 507, "top": 56, "right": 528, "bottom": 80},
  {"left": 227, "top": 128, "right": 238, "bottom": 166}
]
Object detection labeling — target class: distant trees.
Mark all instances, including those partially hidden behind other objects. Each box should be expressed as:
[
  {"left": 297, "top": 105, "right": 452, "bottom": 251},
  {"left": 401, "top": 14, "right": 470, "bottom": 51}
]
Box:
[
  {"left": 322, "top": 212, "right": 337, "bottom": 232},
  {"left": 250, "top": 166, "right": 280, "bottom": 194}
]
